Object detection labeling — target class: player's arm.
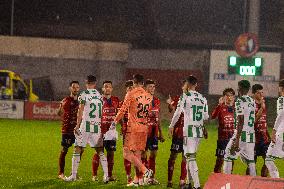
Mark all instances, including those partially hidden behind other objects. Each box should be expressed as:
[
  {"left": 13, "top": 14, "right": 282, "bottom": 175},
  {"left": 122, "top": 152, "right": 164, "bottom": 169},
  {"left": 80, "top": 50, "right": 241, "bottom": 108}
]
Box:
[
  {"left": 74, "top": 94, "right": 85, "bottom": 135},
  {"left": 277, "top": 98, "right": 283, "bottom": 115},
  {"left": 211, "top": 97, "right": 224, "bottom": 119},
  {"left": 75, "top": 104, "right": 84, "bottom": 135},
  {"left": 255, "top": 98, "right": 265, "bottom": 122},
  {"left": 167, "top": 94, "right": 175, "bottom": 113},
  {"left": 114, "top": 92, "right": 131, "bottom": 125},
  {"left": 234, "top": 99, "right": 244, "bottom": 151},
  {"left": 57, "top": 99, "right": 65, "bottom": 116},
  {"left": 169, "top": 94, "right": 184, "bottom": 137},
  {"left": 272, "top": 110, "right": 283, "bottom": 143},
  {"left": 202, "top": 98, "right": 210, "bottom": 139},
  {"left": 234, "top": 115, "right": 244, "bottom": 150}
]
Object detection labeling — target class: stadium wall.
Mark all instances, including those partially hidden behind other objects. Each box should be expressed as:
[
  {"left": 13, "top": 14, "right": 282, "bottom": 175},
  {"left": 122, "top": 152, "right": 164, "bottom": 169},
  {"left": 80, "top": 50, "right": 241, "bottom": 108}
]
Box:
[
  {"left": 0, "top": 36, "right": 210, "bottom": 100},
  {"left": 0, "top": 36, "right": 128, "bottom": 100}
]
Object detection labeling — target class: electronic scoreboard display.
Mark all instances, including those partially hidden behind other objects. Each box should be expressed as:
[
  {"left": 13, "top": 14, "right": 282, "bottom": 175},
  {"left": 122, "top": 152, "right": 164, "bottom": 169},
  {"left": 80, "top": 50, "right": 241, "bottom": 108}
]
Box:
[{"left": 227, "top": 56, "right": 263, "bottom": 76}]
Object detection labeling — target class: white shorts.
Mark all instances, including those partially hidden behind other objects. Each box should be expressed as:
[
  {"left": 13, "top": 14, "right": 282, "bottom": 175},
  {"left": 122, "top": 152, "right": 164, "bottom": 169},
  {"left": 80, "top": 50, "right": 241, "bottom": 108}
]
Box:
[
  {"left": 183, "top": 137, "right": 201, "bottom": 154},
  {"left": 266, "top": 133, "right": 284, "bottom": 159},
  {"left": 224, "top": 133, "right": 255, "bottom": 162},
  {"left": 74, "top": 129, "right": 103, "bottom": 148}
]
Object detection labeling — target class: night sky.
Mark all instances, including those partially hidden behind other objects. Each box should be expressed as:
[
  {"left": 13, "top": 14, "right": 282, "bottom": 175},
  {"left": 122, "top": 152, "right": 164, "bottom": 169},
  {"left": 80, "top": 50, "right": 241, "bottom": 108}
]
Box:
[{"left": 0, "top": 0, "right": 282, "bottom": 47}]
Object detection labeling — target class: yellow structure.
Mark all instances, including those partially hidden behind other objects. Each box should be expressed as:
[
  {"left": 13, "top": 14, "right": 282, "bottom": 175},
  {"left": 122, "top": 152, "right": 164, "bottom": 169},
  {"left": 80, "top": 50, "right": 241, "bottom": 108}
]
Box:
[{"left": 0, "top": 70, "right": 38, "bottom": 101}]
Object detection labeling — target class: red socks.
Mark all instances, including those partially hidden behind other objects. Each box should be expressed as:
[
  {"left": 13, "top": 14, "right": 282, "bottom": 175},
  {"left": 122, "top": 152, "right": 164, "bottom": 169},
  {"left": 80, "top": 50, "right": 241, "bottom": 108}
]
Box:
[
  {"left": 148, "top": 156, "right": 156, "bottom": 177},
  {"left": 168, "top": 158, "right": 175, "bottom": 182},
  {"left": 124, "top": 159, "right": 132, "bottom": 176},
  {"left": 180, "top": 158, "right": 187, "bottom": 180},
  {"left": 92, "top": 153, "right": 100, "bottom": 176},
  {"left": 59, "top": 151, "right": 67, "bottom": 175}
]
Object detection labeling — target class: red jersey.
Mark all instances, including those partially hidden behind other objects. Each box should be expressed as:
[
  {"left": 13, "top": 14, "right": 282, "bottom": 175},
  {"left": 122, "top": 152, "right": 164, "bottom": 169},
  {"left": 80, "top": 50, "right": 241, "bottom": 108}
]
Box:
[
  {"left": 147, "top": 96, "right": 160, "bottom": 137},
  {"left": 211, "top": 103, "right": 235, "bottom": 140},
  {"left": 61, "top": 96, "right": 79, "bottom": 134},
  {"left": 170, "top": 96, "right": 184, "bottom": 139},
  {"left": 101, "top": 96, "right": 120, "bottom": 135},
  {"left": 255, "top": 102, "right": 270, "bottom": 144}
]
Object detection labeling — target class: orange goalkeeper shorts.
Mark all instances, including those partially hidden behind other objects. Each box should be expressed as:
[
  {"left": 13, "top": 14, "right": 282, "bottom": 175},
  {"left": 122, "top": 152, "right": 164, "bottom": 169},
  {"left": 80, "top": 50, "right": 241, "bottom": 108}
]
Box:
[{"left": 124, "top": 132, "right": 147, "bottom": 151}]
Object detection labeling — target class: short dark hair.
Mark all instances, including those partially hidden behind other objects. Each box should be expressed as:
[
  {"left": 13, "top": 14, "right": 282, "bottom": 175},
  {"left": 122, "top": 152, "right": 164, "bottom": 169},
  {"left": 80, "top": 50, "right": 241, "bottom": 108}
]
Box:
[
  {"left": 86, "top": 75, "right": 96, "bottom": 84},
  {"left": 238, "top": 80, "right": 250, "bottom": 94},
  {"left": 103, "top": 80, "right": 112, "bottom": 85},
  {"left": 252, "top": 84, "right": 263, "bottom": 94},
  {"left": 279, "top": 79, "right": 284, "bottom": 88},
  {"left": 125, "top": 80, "right": 133, "bottom": 88},
  {"left": 223, "top": 88, "right": 235, "bottom": 96},
  {"left": 186, "top": 75, "right": 198, "bottom": 85},
  {"left": 69, "top": 81, "right": 79, "bottom": 87},
  {"left": 145, "top": 79, "right": 155, "bottom": 85},
  {"left": 133, "top": 74, "right": 144, "bottom": 84}
]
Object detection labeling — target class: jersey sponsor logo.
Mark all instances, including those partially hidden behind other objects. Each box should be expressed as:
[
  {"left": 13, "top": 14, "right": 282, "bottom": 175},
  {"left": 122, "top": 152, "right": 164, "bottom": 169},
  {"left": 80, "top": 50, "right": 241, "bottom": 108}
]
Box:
[{"left": 103, "top": 108, "right": 116, "bottom": 114}]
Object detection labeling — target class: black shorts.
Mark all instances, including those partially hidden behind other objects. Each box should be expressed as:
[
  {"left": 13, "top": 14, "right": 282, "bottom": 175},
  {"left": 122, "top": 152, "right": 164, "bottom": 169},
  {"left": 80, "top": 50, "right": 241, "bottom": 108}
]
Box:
[
  {"left": 255, "top": 142, "right": 269, "bottom": 157},
  {"left": 215, "top": 140, "right": 230, "bottom": 158},
  {"left": 146, "top": 137, "right": 158, "bottom": 151},
  {"left": 103, "top": 140, "right": 117, "bottom": 151},
  {"left": 170, "top": 138, "right": 183, "bottom": 153},
  {"left": 61, "top": 133, "right": 75, "bottom": 148}
]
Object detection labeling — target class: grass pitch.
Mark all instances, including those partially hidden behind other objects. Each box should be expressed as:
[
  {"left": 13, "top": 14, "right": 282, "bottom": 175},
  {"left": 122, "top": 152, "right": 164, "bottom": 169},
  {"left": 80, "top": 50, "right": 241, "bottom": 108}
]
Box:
[{"left": 0, "top": 119, "right": 283, "bottom": 188}]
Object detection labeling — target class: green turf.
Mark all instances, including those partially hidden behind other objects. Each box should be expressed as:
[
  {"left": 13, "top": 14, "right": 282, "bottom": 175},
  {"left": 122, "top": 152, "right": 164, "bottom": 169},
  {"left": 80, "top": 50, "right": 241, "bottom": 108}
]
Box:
[{"left": 0, "top": 119, "right": 283, "bottom": 188}]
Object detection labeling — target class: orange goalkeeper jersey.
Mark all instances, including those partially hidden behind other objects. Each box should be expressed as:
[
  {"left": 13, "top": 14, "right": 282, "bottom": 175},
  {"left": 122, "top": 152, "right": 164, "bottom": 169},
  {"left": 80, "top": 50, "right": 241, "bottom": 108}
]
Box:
[{"left": 115, "top": 86, "right": 152, "bottom": 133}]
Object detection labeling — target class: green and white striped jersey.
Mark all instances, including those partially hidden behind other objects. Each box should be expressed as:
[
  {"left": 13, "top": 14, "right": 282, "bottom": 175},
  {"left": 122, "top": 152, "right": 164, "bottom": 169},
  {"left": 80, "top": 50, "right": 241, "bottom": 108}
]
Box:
[
  {"left": 169, "top": 90, "right": 209, "bottom": 138},
  {"left": 235, "top": 95, "right": 256, "bottom": 143},
  {"left": 78, "top": 89, "right": 103, "bottom": 133},
  {"left": 277, "top": 96, "right": 284, "bottom": 115}
]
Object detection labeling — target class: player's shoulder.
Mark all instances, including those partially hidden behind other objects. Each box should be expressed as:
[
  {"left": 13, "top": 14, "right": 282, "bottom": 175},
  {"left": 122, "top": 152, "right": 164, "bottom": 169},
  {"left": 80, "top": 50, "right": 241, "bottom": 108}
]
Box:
[
  {"left": 111, "top": 95, "right": 120, "bottom": 101},
  {"left": 187, "top": 91, "right": 206, "bottom": 100}
]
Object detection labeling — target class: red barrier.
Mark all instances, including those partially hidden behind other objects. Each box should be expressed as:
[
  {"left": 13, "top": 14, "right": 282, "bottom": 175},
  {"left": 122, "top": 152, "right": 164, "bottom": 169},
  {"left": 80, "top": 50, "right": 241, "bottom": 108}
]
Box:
[
  {"left": 204, "top": 173, "right": 284, "bottom": 189},
  {"left": 24, "top": 101, "right": 61, "bottom": 120}
]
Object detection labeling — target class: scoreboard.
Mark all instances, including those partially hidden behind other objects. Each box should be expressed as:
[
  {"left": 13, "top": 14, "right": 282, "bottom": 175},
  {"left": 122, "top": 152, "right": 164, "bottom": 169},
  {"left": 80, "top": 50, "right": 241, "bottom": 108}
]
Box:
[
  {"left": 209, "top": 50, "right": 281, "bottom": 97},
  {"left": 228, "top": 56, "right": 263, "bottom": 76}
]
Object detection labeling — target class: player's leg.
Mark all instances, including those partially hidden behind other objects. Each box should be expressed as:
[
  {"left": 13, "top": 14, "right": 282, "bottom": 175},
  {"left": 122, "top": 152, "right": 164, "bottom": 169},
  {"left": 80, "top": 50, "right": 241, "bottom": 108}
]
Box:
[
  {"left": 123, "top": 134, "right": 132, "bottom": 183},
  {"left": 94, "top": 146, "right": 109, "bottom": 183},
  {"left": 265, "top": 157, "right": 279, "bottom": 178},
  {"left": 261, "top": 155, "right": 268, "bottom": 177},
  {"left": 241, "top": 141, "right": 256, "bottom": 176},
  {"left": 180, "top": 155, "right": 188, "bottom": 188},
  {"left": 214, "top": 140, "right": 227, "bottom": 173},
  {"left": 124, "top": 158, "right": 132, "bottom": 184},
  {"left": 167, "top": 151, "right": 177, "bottom": 188},
  {"left": 58, "top": 147, "right": 68, "bottom": 179},
  {"left": 265, "top": 141, "right": 282, "bottom": 178},
  {"left": 167, "top": 137, "right": 183, "bottom": 188},
  {"left": 58, "top": 134, "right": 70, "bottom": 178},
  {"left": 184, "top": 137, "right": 201, "bottom": 189},
  {"left": 260, "top": 143, "right": 270, "bottom": 177},
  {"left": 223, "top": 136, "right": 236, "bottom": 174},
  {"left": 141, "top": 150, "right": 148, "bottom": 169},
  {"left": 90, "top": 134, "right": 108, "bottom": 183},
  {"left": 64, "top": 131, "right": 86, "bottom": 181},
  {"left": 148, "top": 150, "right": 159, "bottom": 184},
  {"left": 123, "top": 132, "right": 152, "bottom": 184},
  {"left": 92, "top": 153, "right": 100, "bottom": 180},
  {"left": 104, "top": 140, "right": 117, "bottom": 181},
  {"left": 148, "top": 137, "right": 159, "bottom": 183},
  {"left": 64, "top": 146, "right": 84, "bottom": 181}
]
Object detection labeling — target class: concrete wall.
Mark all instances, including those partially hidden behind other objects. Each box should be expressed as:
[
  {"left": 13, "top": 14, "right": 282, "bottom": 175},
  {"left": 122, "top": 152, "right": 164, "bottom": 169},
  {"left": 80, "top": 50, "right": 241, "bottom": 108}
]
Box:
[
  {"left": 0, "top": 36, "right": 129, "bottom": 100},
  {"left": 127, "top": 49, "right": 210, "bottom": 93}
]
